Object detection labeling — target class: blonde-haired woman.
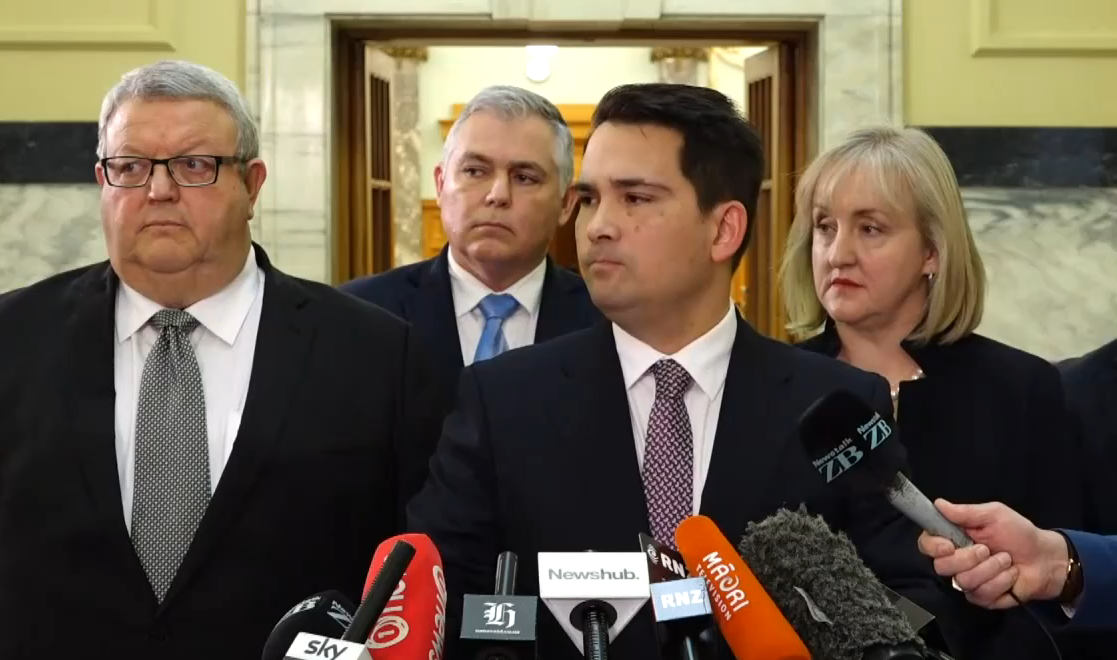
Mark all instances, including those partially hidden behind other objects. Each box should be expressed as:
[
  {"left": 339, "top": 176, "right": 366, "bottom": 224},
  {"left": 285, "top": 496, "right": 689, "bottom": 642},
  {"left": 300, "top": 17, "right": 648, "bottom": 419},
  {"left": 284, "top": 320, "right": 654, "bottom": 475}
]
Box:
[{"left": 781, "top": 126, "right": 1093, "bottom": 660}]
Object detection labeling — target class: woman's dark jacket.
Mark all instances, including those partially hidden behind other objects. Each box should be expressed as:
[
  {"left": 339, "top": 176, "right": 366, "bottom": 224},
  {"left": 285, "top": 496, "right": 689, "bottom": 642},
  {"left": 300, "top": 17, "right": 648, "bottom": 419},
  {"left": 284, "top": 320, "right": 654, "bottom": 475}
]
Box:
[{"left": 797, "top": 323, "right": 1101, "bottom": 660}]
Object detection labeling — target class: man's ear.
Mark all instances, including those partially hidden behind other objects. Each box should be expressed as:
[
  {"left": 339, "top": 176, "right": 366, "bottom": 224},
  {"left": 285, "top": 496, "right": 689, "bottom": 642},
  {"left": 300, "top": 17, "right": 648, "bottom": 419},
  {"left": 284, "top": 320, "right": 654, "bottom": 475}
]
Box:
[{"left": 711, "top": 201, "right": 747, "bottom": 266}]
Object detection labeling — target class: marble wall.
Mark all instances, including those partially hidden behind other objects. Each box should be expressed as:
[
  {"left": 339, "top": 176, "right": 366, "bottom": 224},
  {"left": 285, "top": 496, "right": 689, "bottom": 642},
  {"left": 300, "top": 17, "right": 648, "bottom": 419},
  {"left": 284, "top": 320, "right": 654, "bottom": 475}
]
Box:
[
  {"left": 0, "top": 184, "right": 104, "bottom": 291},
  {"left": 965, "top": 188, "right": 1117, "bottom": 361}
]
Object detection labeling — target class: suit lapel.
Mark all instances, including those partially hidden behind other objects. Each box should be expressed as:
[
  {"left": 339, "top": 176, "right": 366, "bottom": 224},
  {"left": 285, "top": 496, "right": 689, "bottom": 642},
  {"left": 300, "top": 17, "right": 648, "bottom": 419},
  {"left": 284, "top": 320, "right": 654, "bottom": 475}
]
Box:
[
  {"left": 162, "top": 247, "right": 316, "bottom": 608},
  {"left": 535, "top": 259, "right": 590, "bottom": 343},
  {"left": 700, "top": 316, "right": 794, "bottom": 539},
  {"left": 62, "top": 265, "right": 153, "bottom": 592},
  {"left": 550, "top": 323, "right": 649, "bottom": 543},
  {"left": 401, "top": 249, "right": 464, "bottom": 387}
]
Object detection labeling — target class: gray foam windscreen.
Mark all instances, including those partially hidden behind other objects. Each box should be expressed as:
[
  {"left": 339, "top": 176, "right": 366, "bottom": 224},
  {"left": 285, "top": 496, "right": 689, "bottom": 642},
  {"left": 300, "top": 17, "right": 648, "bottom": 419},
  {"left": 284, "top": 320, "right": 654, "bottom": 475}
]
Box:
[{"left": 736, "top": 506, "right": 924, "bottom": 660}]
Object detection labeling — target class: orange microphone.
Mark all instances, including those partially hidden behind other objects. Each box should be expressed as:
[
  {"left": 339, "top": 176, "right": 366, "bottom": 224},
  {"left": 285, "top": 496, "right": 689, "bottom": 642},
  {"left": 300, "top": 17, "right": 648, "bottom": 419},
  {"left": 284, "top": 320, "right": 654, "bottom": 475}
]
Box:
[{"left": 675, "top": 515, "right": 810, "bottom": 660}]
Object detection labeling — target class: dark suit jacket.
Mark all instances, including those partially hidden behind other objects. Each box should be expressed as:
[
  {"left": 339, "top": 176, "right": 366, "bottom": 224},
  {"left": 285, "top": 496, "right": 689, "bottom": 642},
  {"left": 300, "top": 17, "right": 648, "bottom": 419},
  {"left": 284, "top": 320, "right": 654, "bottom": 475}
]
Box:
[
  {"left": 408, "top": 315, "right": 960, "bottom": 660},
  {"left": 0, "top": 247, "right": 439, "bottom": 659},
  {"left": 340, "top": 248, "right": 601, "bottom": 416},
  {"left": 1060, "top": 338, "right": 1117, "bottom": 534},
  {"left": 798, "top": 326, "right": 1094, "bottom": 660}
]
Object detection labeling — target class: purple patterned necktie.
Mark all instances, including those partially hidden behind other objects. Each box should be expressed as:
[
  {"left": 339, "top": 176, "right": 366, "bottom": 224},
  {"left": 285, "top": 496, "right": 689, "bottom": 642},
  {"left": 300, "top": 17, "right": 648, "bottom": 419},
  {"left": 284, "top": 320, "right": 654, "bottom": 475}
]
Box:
[{"left": 641, "top": 358, "right": 694, "bottom": 548}]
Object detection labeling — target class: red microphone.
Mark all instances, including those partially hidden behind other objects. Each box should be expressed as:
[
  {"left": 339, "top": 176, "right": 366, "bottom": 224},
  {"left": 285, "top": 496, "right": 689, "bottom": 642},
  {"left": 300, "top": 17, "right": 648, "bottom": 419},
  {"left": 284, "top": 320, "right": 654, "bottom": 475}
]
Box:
[{"left": 359, "top": 533, "right": 448, "bottom": 660}]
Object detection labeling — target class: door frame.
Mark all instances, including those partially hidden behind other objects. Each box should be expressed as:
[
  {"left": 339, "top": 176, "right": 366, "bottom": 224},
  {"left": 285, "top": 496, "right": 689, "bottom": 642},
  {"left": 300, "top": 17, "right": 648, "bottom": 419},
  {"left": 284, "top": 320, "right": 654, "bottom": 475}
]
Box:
[{"left": 331, "top": 23, "right": 817, "bottom": 339}]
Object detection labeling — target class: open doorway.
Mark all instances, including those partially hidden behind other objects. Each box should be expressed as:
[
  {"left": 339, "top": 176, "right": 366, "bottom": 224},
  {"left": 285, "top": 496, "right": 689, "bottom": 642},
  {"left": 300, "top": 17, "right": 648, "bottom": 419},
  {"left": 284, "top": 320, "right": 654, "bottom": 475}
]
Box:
[{"left": 332, "top": 27, "right": 815, "bottom": 342}]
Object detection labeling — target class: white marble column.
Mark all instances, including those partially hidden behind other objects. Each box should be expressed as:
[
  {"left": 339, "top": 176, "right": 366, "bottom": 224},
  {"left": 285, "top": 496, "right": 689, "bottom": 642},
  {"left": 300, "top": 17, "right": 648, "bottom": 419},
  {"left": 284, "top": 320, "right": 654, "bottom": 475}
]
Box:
[
  {"left": 651, "top": 47, "right": 708, "bottom": 85},
  {"left": 382, "top": 46, "right": 427, "bottom": 267}
]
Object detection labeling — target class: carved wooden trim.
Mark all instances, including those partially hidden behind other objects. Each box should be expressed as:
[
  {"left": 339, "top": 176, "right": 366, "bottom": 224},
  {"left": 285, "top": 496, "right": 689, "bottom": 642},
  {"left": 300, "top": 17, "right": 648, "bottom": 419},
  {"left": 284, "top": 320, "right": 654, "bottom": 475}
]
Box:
[
  {"left": 650, "top": 46, "right": 709, "bottom": 62},
  {"left": 381, "top": 46, "right": 429, "bottom": 61}
]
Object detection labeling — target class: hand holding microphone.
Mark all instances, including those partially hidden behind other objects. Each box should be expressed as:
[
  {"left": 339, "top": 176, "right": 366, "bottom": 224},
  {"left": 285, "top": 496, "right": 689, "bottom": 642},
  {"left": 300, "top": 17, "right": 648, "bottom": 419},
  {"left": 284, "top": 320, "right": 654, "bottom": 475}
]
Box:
[{"left": 917, "top": 500, "right": 1074, "bottom": 610}]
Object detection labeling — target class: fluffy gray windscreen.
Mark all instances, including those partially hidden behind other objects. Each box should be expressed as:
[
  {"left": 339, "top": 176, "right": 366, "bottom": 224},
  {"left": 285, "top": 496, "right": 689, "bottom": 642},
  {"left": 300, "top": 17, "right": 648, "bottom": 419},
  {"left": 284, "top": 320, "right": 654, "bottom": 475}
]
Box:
[{"left": 736, "top": 506, "right": 922, "bottom": 660}]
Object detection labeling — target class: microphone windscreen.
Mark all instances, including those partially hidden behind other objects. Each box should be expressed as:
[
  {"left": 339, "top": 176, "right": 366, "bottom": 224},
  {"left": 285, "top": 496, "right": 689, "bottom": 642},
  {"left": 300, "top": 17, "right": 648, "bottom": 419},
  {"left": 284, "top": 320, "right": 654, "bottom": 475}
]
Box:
[
  {"left": 261, "top": 591, "right": 356, "bottom": 660},
  {"left": 798, "top": 389, "right": 905, "bottom": 493},
  {"left": 362, "top": 533, "right": 447, "bottom": 660},
  {"left": 736, "top": 507, "right": 924, "bottom": 660},
  {"left": 675, "top": 515, "right": 810, "bottom": 660}
]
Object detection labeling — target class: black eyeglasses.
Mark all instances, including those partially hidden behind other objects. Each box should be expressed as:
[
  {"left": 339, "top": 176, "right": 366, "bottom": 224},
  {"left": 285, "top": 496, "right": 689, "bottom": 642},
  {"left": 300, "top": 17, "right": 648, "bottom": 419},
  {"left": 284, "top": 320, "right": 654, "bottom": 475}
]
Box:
[{"left": 99, "top": 155, "right": 243, "bottom": 188}]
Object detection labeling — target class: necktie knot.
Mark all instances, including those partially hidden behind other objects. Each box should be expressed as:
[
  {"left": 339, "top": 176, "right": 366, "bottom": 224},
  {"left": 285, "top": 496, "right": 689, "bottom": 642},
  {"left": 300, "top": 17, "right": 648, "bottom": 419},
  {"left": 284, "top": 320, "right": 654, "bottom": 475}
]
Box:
[
  {"left": 477, "top": 293, "right": 519, "bottom": 321},
  {"left": 150, "top": 308, "right": 199, "bottom": 333},
  {"left": 651, "top": 359, "right": 692, "bottom": 400}
]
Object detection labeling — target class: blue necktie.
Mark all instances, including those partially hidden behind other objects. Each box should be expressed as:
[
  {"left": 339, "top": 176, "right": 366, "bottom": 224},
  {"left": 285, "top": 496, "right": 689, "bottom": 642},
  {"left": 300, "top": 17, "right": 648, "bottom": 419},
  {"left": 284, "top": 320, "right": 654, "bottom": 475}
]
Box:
[{"left": 473, "top": 293, "right": 520, "bottom": 363}]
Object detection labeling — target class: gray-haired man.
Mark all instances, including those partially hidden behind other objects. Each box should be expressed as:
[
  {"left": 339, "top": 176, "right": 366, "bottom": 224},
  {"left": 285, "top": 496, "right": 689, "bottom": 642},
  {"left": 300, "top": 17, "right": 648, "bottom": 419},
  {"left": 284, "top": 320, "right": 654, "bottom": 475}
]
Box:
[
  {"left": 341, "top": 85, "right": 601, "bottom": 421},
  {"left": 0, "top": 59, "right": 438, "bottom": 658}
]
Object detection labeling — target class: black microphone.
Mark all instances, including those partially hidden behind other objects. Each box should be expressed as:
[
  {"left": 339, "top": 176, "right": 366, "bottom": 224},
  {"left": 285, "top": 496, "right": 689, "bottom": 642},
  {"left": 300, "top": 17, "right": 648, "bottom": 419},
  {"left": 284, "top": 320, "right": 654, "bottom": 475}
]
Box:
[
  {"left": 736, "top": 507, "right": 952, "bottom": 660},
  {"left": 260, "top": 591, "right": 358, "bottom": 660},
  {"left": 342, "top": 539, "right": 417, "bottom": 642},
  {"left": 460, "top": 550, "right": 539, "bottom": 659},
  {"left": 638, "top": 533, "right": 715, "bottom": 660},
  {"left": 797, "top": 389, "right": 973, "bottom": 548}
]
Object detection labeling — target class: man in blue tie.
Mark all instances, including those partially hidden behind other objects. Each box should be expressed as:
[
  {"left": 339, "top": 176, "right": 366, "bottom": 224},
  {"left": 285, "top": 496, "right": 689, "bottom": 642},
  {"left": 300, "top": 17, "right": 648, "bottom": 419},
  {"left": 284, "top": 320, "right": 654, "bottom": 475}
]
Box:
[{"left": 341, "top": 85, "right": 600, "bottom": 417}]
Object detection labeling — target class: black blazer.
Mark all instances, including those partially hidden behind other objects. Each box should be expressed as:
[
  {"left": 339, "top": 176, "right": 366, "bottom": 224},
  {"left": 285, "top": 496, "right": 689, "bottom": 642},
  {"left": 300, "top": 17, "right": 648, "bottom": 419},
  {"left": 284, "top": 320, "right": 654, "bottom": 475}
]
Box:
[
  {"left": 340, "top": 247, "right": 601, "bottom": 416},
  {"left": 0, "top": 247, "right": 440, "bottom": 659},
  {"left": 408, "top": 315, "right": 960, "bottom": 660},
  {"left": 798, "top": 325, "right": 1092, "bottom": 660},
  {"left": 1061, "top": 339, "right": 1117, "bottom": 533}
]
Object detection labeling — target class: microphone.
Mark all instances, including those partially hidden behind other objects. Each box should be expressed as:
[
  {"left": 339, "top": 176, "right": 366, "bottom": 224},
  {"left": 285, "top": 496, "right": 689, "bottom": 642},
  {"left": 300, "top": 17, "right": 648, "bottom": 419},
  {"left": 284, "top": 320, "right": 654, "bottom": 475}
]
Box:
[
  {"left": 736, "top": 507, "right": 947, "bottom": 660},
  {"left": 640, "top": 532, "right": 690, "bottom": 583},
  {"left": 797, "top": 390, "right": 973, "bottom": 548},
  {"left": 639, "top": 534, "right": 715, "bottom": 660},
  {"left": 537, "top": 551, "right": 651, "bottom": 659},
  {"left": 261, "top": 591, "right": 358, "bottom": 660},
  {"left": 649, "top": 577, "right": 717, "bottom": 660},
  {"left": 343, "top": 538, "right": 417, "bottom": 643},
  {"left": 674, "top": 515, "right": 810, "bottom": 660},
  {"left": 282, "top": 633, "right": 371, "bottom": 660},
  {"left": 460, "top": 551, "right": 539, "bottom": 659},
  {"left": 354, "top": 533, "right": 448, "bottom": 660}
]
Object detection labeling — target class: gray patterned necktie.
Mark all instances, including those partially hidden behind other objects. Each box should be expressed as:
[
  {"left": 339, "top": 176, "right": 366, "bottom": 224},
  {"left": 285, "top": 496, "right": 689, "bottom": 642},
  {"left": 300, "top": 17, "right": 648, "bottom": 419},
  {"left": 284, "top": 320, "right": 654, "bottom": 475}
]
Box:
[
  {"left": 130, "top": 308, "right": 211, "bottom": 601},
  {"left": 641, "top": 358, "right": 694, "bottom": 548}
]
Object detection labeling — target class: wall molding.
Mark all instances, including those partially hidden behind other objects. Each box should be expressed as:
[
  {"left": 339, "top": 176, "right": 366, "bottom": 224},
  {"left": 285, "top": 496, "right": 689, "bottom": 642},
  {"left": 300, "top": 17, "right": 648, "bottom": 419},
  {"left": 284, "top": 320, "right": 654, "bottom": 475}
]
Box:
[
  {"left": 970, "top": 0, "right": 1117, "bottom": 55},
  {"left": 0, "top": 0, "right": 175, "bottom": 50}
]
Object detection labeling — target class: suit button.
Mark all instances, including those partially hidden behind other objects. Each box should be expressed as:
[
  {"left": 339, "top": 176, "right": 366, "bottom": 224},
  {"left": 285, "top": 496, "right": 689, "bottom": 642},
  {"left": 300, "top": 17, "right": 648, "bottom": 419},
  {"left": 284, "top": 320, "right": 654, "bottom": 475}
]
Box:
[{"left": 149, "top": 623, "right": 170, "bottom": 643}]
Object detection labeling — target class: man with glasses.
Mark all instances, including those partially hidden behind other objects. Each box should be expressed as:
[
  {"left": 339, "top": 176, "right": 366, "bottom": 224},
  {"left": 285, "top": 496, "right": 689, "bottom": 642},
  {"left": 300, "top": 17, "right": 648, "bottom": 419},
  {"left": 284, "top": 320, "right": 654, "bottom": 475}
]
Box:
[{"left": 0, "top": 60, "right": 438, "bottom": 658}]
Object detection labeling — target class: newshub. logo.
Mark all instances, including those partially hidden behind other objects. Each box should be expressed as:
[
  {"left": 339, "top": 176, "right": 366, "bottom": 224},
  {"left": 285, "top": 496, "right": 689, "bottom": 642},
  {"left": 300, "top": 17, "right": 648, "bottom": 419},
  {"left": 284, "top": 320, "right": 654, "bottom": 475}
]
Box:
[{"left": 547, "top": 568, "right": 639, "bottom": 580}]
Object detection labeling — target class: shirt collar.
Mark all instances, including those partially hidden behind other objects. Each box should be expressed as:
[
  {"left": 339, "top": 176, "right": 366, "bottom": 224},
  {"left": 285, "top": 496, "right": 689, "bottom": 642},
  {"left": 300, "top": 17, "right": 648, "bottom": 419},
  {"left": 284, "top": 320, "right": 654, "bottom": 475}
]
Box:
[
  {"left": 447, "top": 247, "right": 547, "bottom": 319},
  {"left": 612, "top": 304, "right": 738, "bottom": 398},
  {"left": 115, "top": 246, "right": 261, "bottom": 346}
]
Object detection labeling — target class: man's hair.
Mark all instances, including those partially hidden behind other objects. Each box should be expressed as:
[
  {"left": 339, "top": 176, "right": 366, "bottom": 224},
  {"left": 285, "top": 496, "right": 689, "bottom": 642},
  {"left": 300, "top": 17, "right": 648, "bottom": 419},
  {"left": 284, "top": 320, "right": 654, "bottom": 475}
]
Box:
[
  {"left": 97, "top": 59, "right": 259, "bottom": 162},
  {"left": 590, "top": 83, "right": 764, "bottom": 269},
  {"left": 442, "top": 85, "right": 575, "bottom": 188}
]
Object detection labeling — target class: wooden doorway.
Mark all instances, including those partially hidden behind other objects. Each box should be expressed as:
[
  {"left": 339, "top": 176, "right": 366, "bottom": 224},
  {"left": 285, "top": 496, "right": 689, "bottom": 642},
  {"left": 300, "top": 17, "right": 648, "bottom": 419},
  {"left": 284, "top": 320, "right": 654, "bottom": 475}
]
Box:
[
  {"left": 732, "top": 42, "right": 809, "bottom": 342},
  {"left": 331, "top": 26, "right": 816, "bottom": 340}
]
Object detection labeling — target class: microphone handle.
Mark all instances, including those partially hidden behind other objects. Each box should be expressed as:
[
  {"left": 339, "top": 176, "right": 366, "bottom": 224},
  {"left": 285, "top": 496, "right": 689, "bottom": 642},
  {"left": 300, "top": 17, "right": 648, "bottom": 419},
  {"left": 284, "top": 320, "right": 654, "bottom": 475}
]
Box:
[
  {"left": 582, "top": 606, "right": 611, "bottom": 660},
  {"left": 886, "top": 473, "right": 974, "bottom": 548},
  {"left": 495, "top": 550, "right": 518, "bottom": 595},
  {"left": 341, "top": 540, "right": 417, "bottom": 642},
  {"left": 677, "top": 636, "right": 702, "bottom": 660}
]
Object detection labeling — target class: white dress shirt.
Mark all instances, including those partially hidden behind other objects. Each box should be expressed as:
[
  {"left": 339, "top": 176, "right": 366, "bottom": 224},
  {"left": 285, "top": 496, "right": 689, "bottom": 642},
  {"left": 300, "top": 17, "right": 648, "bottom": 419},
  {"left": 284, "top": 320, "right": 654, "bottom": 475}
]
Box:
[
  {"left": 447, "top": 248, "right": 546, "bottom": 366},
  {"left": 613, "top": 304, "right": 738, "bottom": 513},
  {"left": 114, "top": 246, "right": 264, "bottom": 531}
]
